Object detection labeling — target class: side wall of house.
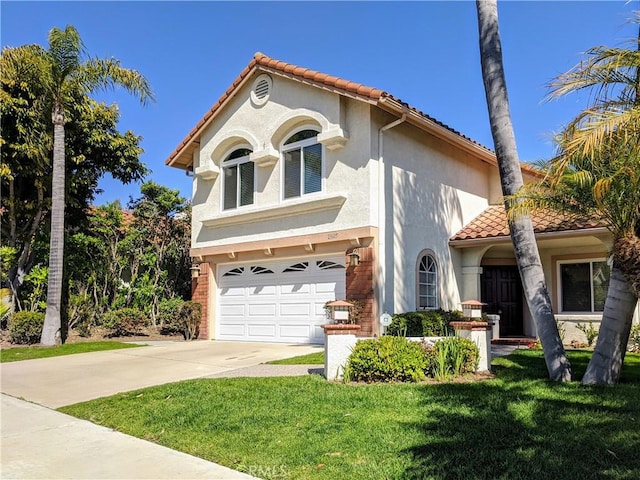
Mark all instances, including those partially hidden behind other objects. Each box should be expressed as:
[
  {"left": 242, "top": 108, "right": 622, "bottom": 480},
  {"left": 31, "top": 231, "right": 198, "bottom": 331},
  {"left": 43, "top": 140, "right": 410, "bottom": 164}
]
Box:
[{"left": 370, "top": 108, "right": 495, "bottom": 316}]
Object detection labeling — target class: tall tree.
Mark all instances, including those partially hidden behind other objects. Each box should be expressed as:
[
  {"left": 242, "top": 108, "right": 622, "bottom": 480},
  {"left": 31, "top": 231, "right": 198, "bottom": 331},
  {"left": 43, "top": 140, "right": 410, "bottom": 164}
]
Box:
[
  {"left": 27, "top": 25, "right": 153, "bottom": 345},
  {"left": 476, "top": 0, "right": 571, "bottom": 381},
  {"left": 1, "top": 42, "right": 149, "bottom": 315},
  {"left": 516, "top": 15, "right": 640, "bottom": 385}
]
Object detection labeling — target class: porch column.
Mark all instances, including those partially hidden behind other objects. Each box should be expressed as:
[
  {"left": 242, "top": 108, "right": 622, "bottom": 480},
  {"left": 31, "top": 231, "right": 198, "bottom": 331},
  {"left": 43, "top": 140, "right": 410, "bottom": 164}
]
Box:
[{"left": 461, "top": 266, "right": 483, "bottom": 301}]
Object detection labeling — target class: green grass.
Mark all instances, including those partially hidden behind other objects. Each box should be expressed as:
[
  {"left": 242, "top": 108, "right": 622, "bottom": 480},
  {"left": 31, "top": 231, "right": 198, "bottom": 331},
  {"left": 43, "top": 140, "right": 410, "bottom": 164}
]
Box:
[
  {"left": 60, "top": 350, "right": 640, "bottom": 480},
  {"left": 0, "top": 341, "right": 143, "bottom": 363},
  {"left": 266, "top": 350, "right": 324, "bottom": 365}
]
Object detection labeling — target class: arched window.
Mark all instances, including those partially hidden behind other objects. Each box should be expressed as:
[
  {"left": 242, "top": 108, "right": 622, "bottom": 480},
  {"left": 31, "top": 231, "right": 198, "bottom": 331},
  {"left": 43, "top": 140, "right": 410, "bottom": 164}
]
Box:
[
  {"left": 282, "top": 129, "right": 322, "bottom": 199},
  {"left": 222, "top": 148, "right": 254, "bottom": 210},
  {"left": 417, "top": 253, "right": 438, "bottom": 309}
]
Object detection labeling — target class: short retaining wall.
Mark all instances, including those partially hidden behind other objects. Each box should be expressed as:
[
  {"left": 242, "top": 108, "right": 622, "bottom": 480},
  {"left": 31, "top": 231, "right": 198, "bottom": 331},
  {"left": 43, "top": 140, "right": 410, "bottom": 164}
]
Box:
[{"left": 450, "top": 321, "right": 492, "bottom": 372}]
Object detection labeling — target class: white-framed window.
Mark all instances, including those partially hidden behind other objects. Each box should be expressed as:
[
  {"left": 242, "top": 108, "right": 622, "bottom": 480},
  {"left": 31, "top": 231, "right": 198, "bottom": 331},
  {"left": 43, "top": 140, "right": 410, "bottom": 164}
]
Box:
[
  {"left": 222, "top": 148, "right": 254, "bottom": 210},
  {"left": 282, "top": 129, "right": 323, "bottom": 199},
  {"left": 558, "top": 258, "right": 610, "bottom": 313},
  {"left": 417, "top": 252, "right": 438, "bottom": 309}
]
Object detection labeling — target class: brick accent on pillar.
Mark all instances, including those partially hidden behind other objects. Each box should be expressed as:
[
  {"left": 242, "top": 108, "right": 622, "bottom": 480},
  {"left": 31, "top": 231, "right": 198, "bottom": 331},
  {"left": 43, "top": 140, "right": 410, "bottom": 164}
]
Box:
[
  {"left": 345, "top": 247, "right": 375, "bottom": 337},
  {"left": 191, "top": 262, "right": 210, "bottom": 340}
]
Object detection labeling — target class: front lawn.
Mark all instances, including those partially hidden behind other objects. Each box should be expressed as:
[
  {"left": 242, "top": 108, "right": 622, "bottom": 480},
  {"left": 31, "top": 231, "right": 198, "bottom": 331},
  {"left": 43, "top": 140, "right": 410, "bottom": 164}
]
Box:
[
  {"left": 0, "top": 341, "right": 142, "bottom": 363},
  {"left": 60, "top": 350, "right": 640, "bottom": 480}
]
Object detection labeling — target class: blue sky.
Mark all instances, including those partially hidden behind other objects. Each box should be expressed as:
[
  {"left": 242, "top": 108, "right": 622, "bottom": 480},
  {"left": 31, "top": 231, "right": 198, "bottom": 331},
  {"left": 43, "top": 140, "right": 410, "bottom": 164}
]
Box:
[{"left": 1, "top": 1, "right": 636, "bottom": 206}]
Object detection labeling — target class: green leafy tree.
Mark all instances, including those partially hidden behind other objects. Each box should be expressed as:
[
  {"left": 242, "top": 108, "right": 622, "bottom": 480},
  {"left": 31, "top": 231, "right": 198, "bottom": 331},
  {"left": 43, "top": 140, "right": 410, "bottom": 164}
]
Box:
[
  {"left": 127, "top": 181, "right": 191, "bottom": 324},
  {"left": 476, "top": 0, "right": 571, "bottom": 381},
  {"left": 0, "top": 25, "right": 153, "bottom": 345},
  {"left": 509, "top": 14, "right": 640, "bottom": 384},
  {"left": 1, "top": 38, "right": 150, "bottom": 319}
]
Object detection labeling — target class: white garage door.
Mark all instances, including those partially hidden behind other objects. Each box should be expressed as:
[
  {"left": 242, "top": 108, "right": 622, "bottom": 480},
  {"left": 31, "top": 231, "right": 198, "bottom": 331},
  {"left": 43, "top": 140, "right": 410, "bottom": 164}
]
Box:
[{"left": 217, "top": 256, "right": 346, "bottom": 343}]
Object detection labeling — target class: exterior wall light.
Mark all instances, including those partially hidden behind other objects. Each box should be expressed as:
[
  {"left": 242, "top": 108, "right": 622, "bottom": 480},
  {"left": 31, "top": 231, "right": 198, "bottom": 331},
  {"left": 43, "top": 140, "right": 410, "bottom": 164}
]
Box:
[
  {"left": 190, "top": 263, "right": 202, "bottom": 279},
  {"left": 347, "top": 249, "right": 360, "bottom": 267}
]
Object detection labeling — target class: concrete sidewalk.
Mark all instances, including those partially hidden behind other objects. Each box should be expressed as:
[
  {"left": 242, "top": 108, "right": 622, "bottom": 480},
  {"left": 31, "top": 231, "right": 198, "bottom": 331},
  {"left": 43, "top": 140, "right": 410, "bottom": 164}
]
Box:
[{"left": 1, "top": 394, "right": 257, "bottom": 479}]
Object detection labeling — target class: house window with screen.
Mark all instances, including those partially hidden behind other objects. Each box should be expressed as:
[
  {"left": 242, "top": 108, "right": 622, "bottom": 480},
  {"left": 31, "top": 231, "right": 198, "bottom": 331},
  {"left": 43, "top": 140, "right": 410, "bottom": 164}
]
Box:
[
  {"left": 559, "top": 259, "right": 610, "bottom": 312},
  {"left": 282, "top": 129, "right": 322, "bottom": 199},
  {"left": 222, "top": 148, "right": 254, "bottom": 210},
  {"left": 418, "top": 253, "right": 438, "bottom": 309}
]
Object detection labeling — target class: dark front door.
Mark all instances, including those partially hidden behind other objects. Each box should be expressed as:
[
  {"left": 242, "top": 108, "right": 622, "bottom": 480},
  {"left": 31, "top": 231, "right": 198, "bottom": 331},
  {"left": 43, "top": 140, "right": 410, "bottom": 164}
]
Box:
[{"left": 481, "top": 266, "right": 523, "bottom": 336}]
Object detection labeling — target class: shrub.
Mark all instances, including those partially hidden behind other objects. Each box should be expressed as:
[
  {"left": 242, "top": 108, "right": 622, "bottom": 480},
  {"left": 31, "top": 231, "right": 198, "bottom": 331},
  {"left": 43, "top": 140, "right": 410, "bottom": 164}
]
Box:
[
  {"left": 8, "top": 311, "right": 45, "bottom": 344},
  {"left": 160, "top": 300, "right": 202, "bottom": 340},
  {"left": 102, "top": 308, "right": 148, "bottom": 337},
  {"left": 423, "top": 337, "right": 479, "bottom": 380},
  {"left": 387, "top": 309, "right": 461, "bottom": 337},
  {"left": 345, "top": 336, "right": 427, "bottom": 383},
  {"left": 158, "top": 298, "right": 185, "bottom": 334},
  {"left": 576, "top": 321, "right": 599, "bottom": 347}
]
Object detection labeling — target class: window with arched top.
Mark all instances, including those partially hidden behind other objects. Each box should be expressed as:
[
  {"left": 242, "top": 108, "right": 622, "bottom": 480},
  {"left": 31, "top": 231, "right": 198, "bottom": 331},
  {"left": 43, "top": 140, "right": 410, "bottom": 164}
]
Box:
[
  {"left": 282, "top": 129, "right": 323, "bottom": 199},
  {"left": 417, "top": 252, "right": 438, "bottom": 310},
  {"left": 222, "top": 148, "right": 254, "bottom": 210}
]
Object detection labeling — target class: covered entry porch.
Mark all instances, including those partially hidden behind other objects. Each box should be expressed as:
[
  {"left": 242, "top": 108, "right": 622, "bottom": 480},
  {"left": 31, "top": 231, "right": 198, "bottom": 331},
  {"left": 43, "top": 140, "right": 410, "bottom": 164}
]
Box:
[{"left": 450, "top": 205, "right": 612, "bottom": 343}]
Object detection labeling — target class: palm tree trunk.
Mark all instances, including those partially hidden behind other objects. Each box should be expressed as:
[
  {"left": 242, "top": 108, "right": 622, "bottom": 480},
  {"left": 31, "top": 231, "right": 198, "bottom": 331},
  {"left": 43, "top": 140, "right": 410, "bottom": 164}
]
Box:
[
  {"left": 41, "top": 106, "right": 65, "bottom": 346},
  {"left": 582, "top": 266, "right": 638, "bottom": 385},
  {"left": 476, "top": 0, "right": 571, "bottom": 380}
]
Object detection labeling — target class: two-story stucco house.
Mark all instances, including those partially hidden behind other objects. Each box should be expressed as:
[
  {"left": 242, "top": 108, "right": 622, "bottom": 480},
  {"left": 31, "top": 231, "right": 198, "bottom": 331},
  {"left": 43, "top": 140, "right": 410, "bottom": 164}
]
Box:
[{"left": 166, "top": 53, "right": 638, "bottom": 345}]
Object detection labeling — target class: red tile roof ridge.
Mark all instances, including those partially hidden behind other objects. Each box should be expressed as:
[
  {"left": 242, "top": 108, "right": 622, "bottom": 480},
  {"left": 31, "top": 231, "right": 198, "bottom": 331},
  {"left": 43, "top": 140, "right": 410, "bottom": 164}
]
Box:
[{"left": 166, "top": 52, "right": 530, "bottom": 172}]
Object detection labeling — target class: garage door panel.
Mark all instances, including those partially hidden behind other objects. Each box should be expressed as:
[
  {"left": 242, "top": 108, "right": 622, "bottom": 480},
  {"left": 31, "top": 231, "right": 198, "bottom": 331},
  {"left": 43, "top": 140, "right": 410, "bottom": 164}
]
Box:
[
  {"left": 220, "top": 286, "right": 245, "bottom": 297},
  {"left": 316, "top": 282, "right": 339, "bottom": 294},
  {"left": 280, "top": 283, "right": 311, "bottom": 295},
  {"left": 248, "top": 324, "right": 277, "bottom": 337},
  {"left": 219, "top": 304, "right": 245, "bottom": 316},
  {"left": 279, "top": 324, "right": 312, "bottom": 339},
  {"left": 248, "top": 303, "right": 277, "bottom": 316},
  {"left": 280, "top": 303, "right": 311, "bottom": 316},
  {"left": 219, "top": 324, "right": 246, "bottom": 337},
  {"left": 249, "top": 285, "right": 277, "bottom": 296}
]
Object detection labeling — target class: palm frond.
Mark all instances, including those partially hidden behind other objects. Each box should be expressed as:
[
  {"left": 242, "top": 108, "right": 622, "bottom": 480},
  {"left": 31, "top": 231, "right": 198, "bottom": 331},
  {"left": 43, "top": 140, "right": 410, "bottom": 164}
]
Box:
[{"left": 77, "top": 58, "right": 155, "bottom": 105}]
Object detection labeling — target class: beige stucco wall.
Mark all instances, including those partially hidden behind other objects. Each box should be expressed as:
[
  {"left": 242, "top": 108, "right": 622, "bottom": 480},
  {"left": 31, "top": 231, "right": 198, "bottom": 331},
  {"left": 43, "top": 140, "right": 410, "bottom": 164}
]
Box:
[
  {"left": 190, "top": 72, "right": 374, "bottom": 250},
  {"left": 371, "top": 110, "right": 495, "bottom": 315}
]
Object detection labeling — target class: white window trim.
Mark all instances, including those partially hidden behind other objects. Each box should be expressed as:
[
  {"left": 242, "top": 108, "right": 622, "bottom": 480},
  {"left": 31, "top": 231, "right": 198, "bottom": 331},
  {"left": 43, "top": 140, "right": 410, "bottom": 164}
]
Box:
[
  {"left": 280, "top": 126, "right": 325, "bottom": 201},
  {"left": 220, "top": 146, "right": 255, "bottom": 211},
  {"left": 417, "top": 250, "right": 439, "bottom": 310},
  {"left": 556, "top": 257, "right": 608, "bottom": 314}
]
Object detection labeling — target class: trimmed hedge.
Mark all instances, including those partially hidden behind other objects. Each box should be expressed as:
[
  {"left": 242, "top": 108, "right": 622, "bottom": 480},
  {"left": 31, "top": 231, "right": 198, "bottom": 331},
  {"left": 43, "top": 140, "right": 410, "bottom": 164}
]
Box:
[
  {"left": 9, "top": 311, "right": 45, "bottom": 344},
  {"left": 386, "top": 309, "right": 463, "bottom": 337},
  {"left": 345, "top": 336, "right": 427, "bottom": 383}
]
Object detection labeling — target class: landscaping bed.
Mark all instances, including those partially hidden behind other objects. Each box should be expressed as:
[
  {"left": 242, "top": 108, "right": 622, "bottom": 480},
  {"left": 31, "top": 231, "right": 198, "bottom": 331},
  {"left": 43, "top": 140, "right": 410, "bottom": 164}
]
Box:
[{"left": 60, "top": 350, "right": 640, "bottom": 480}]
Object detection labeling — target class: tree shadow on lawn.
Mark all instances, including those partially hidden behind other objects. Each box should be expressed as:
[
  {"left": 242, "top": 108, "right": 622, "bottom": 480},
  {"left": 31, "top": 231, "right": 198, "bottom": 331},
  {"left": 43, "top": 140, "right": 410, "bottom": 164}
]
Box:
[{"left": 400, "top": 351, "right": 640, "bottom": 480}]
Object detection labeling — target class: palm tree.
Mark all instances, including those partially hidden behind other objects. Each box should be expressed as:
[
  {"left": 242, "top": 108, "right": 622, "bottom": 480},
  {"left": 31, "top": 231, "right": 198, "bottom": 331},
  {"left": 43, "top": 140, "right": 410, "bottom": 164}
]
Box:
[
  {"left": 510, "top": 15, "right": 640, "bottom": 384},
  {"left": 476, "top": 0, "right": 572, "bottom": 381},
  {"left": 39, "top": 26, "right": 153, "bottom": 345}
]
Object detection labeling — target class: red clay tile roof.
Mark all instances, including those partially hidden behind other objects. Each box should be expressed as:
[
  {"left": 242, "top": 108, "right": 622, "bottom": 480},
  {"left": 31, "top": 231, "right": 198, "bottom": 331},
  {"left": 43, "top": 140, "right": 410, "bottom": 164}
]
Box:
[
  {"left": 166, "top": 52, "right": 537, "bottom": 174},
  {"left": 450, "top": 205, "right": 607, "bottom": 242}
]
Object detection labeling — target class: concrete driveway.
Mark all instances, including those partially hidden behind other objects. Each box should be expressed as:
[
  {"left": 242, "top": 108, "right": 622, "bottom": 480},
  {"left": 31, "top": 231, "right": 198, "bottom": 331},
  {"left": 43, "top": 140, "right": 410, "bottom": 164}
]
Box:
[{"left": 0, "top": 340, "right": 321, "bottom": 408}]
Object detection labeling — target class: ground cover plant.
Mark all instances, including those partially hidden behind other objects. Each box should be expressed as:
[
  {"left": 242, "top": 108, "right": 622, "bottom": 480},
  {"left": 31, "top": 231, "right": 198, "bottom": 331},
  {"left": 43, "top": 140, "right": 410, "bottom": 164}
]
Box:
[
  {"left": 60, "top": 350, "right": 640, "bottom": 479},
  {"left": 0, "top": 341, "right": 141, "bottom": 363}
]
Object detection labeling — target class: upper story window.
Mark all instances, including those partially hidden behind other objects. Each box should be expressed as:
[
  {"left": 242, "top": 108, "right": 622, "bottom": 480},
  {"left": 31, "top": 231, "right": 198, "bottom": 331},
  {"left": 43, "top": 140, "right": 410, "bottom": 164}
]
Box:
[
  {"left": 418, "top": 253, "right": 438, "bottom": 310},
  {"left": 223, "top": 148, "right": 254, "bottom": 210},
  {"left": 558, "top": 258, "right": 610, "bottom": 313},
  {"left": 282, "top": 129, "right": 323, "bottom": 199}
]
